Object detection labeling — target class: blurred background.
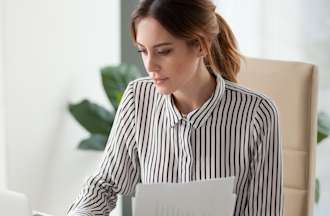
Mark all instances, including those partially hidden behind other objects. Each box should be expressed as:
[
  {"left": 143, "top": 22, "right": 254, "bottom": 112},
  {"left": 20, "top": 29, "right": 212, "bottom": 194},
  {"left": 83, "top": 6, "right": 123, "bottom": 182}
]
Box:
[{"left": 0, "top": 0, "right": 329, "bottom": 215}]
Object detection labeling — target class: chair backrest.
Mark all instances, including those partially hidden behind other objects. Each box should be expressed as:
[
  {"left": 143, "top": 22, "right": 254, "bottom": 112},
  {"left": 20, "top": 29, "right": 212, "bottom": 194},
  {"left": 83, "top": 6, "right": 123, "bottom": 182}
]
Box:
[{"left": 237, "top": 57, "right": 318, "bottom": 216}]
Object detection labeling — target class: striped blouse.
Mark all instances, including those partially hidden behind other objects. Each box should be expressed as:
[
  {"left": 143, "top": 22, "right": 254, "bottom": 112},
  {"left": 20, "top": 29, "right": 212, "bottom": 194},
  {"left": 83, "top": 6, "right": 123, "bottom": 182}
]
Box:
[{"left": 67, "top": 71, "right": 283, "bottom": 216}]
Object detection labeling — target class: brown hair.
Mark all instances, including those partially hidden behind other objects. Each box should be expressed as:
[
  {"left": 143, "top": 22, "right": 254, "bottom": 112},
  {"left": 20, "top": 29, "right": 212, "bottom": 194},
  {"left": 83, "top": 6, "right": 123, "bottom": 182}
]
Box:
[{"left": 130, "top": 0, "right": 241, "bottom": 82}]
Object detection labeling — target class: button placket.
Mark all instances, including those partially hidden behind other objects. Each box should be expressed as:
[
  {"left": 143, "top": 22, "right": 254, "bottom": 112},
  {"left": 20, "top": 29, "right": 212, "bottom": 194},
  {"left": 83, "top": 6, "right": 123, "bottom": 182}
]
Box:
[{"left": 179, "top": 119, "right": 194, "bottom": 182}]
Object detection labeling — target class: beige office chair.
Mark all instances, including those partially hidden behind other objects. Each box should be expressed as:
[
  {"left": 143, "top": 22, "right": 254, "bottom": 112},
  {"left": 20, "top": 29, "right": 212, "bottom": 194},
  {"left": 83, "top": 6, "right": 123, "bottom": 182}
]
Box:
[{"left": 238, "top": 57, "right": 318, "bottom": 216}]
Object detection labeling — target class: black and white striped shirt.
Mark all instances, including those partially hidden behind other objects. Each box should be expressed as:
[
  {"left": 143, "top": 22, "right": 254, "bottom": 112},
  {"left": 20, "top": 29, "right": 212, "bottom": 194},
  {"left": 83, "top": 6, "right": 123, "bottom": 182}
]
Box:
[{"left": 67, "top": 71, "right": 283, "bottom": 216}]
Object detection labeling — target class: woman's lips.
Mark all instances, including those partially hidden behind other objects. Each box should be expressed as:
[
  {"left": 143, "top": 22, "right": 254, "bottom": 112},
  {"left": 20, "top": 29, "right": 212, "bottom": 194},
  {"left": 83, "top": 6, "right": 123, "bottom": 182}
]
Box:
[{"left": 154, "top": 77, "right": 168, "bottom": 85}]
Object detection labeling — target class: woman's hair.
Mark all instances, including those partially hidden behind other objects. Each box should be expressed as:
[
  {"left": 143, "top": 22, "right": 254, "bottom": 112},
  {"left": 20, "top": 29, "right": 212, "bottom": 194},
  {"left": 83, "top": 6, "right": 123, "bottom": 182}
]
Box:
[{"left": 130, "top": 0, "right": 242, "bottom": 83}]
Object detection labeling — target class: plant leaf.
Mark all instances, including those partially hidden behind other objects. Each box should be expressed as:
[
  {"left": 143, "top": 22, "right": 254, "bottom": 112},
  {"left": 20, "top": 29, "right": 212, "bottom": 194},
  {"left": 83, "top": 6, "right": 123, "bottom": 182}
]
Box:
[
  {"left": 315, "top": 178, "right": 320, "bottom": 204},
  {"left": 68, "top": 99, "right": 115, "bottom": 135},
  {"left": 101, "top": 64, "right": 141, "bottom": 110},
  {"left": 78, "top": 134, "right": 108, "bottom": 151},
  {"left": 317, "top": 131, "right": 328, "bottom": 144},
  {"left": 318, "top": 111, "right": 330, "bottom": 144}
]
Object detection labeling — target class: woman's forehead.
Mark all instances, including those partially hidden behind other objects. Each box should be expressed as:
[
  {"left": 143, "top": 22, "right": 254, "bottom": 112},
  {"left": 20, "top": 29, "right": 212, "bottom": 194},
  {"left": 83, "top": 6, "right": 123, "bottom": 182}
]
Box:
[{"left": 135, "top": 17, "right": 178, "bottom": 47}]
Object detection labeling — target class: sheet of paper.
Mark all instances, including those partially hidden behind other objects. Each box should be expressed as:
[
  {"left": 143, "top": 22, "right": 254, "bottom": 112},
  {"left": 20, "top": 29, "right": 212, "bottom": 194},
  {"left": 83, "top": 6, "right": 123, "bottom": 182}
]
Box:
[{"left": 134, "top": 176, "right": 236, "bottom": 216}]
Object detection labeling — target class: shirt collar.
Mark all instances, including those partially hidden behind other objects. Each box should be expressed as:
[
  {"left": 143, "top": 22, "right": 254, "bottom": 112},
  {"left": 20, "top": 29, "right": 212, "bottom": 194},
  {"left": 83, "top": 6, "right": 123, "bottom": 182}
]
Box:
[{"left": 165, "top": 71, "right": 226, "bottom": 129}]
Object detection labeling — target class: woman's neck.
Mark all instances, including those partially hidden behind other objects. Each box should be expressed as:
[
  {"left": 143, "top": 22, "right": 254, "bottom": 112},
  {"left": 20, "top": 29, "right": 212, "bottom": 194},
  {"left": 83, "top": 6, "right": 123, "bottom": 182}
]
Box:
[{"left": 172, "top": 65, "right": 217, "bottom": 115}]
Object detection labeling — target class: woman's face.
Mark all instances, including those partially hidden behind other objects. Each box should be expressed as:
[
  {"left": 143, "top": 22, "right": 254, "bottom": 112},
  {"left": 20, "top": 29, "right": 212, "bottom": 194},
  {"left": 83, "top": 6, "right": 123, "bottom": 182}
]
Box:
[{"left": 135, "top": 16, "right": 203, "bottom": 95}]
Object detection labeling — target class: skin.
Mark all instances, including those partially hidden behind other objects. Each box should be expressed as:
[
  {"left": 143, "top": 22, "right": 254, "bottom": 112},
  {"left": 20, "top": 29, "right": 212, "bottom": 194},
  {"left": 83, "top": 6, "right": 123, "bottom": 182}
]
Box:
[{"left": 135, "top": 16, "right": 217, "bottom": 115}]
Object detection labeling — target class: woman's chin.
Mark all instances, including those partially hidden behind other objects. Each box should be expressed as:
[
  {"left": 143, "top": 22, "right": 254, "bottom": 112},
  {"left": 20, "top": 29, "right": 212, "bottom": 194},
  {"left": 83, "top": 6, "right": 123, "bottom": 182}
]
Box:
[{"left": 155, "top": 86, "right": 172, "bottom": 95}]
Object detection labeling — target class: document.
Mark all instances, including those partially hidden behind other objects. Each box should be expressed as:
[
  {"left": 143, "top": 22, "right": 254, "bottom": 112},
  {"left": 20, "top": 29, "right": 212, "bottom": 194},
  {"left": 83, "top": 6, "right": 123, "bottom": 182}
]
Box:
[{"left": 133, "top": 176, "right": 236, "bottom": 216}]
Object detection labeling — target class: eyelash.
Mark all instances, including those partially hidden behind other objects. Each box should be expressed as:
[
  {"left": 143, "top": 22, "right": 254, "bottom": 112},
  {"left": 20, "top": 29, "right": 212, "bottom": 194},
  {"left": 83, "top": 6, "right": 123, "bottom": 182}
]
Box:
[
  {"left": 137, "top": 49, "right": 146, "bottom": 54},
  {"left": 158, "top": 49, "right": 172, "bottom": 55},
  {"left": 137, "top": 49, "right": 172, "bottom": 56}
]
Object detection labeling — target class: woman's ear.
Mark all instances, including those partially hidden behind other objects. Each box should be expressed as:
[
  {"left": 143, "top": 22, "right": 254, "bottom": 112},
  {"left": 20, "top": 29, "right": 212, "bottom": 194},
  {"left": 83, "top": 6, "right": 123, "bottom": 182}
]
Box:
[
  {"left": 196, "top": 39, "right": 208, "bottom": 57},
  {"left": 199, "top": 45, "right": 208, "bottom": 57},
  {"left": 188, "top": 38, "right": 207, "bottom": 57}
]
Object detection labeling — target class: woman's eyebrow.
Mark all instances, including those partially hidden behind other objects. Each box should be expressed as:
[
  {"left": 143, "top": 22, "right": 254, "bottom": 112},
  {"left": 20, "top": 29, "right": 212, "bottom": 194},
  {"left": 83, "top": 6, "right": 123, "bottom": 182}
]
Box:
[{"left": 136, "top": 42, "right": 173, "bottom": 48}]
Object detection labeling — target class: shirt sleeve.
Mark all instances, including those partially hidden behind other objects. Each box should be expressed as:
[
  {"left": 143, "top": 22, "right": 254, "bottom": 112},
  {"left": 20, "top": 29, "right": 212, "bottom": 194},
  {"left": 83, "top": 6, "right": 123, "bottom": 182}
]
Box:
[
  {"left": 67, "top": 81, "right": 140, "bottom": 216},
  {"left": 245, "top": 98, "right": 284, "bottom": 216}
]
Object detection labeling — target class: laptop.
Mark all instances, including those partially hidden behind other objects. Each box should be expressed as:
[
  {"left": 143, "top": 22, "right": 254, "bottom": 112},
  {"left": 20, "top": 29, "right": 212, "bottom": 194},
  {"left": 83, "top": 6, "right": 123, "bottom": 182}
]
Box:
[{"left": 0, "top": 189, "right": 32, "bottom": 216}]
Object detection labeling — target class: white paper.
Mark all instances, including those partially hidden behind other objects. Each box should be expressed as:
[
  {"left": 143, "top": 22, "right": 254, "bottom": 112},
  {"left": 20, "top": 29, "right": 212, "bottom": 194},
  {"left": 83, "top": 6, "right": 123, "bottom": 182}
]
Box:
[{"left": 134, "top": 176, "right": 236, "bottom": 216}]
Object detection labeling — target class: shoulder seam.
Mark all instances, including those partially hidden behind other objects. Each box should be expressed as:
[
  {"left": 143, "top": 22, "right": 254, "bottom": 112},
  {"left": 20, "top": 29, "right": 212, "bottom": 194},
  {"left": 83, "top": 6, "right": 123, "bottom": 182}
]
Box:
[{"left": 225, "top": 81, "right": 276, "bottom": 104}]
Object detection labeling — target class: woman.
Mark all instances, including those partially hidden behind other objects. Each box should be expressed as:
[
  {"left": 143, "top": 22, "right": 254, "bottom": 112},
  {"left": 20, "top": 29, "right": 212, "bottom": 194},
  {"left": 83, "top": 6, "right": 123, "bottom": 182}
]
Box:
[{"left": 67, "top": 0, "right": 283, "bottom": 215}]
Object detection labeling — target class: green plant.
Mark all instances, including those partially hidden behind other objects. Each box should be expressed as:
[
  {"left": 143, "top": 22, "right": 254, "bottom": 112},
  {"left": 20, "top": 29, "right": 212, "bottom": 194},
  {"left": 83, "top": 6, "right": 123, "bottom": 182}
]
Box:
[
  {"left": 315, "top": 111, "right": 330, "bottom": 204},
  {"left": 317, "top": 111, "right": 330, "bottom": 143},
  {"left": 68, "top": 64, "right": 143, "bottom": 151}
]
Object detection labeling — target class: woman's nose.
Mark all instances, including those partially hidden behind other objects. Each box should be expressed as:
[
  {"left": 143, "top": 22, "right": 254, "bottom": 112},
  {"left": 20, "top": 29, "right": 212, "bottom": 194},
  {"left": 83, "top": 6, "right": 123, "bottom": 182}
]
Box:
[{"left": 145, "top": 55, "right": 160, "bottom": 73}]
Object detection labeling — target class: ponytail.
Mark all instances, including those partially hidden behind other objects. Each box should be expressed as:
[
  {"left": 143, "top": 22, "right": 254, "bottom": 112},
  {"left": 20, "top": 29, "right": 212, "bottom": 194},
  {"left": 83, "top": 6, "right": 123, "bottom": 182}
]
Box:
[{"left": 205, "top": 13, "right": 241, "bottom": 83}]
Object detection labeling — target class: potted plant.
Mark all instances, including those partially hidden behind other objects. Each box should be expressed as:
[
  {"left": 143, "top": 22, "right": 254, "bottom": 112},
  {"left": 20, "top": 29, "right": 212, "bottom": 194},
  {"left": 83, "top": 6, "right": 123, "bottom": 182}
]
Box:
[
  {"left": 315, "top": 111, "right": 330, "bottom": 204},
  {"left": 68, "top": 64, "right": 143, "bottom": 151}
]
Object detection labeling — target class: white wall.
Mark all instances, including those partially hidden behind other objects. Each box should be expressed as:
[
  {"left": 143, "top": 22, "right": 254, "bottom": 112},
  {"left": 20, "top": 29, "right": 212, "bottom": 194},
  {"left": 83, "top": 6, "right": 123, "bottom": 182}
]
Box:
[
  {"left": 4, "top": 0, "right": 121, "bottom": 215},
  {"left": 0, "top": 0, "right": 7, "bottom": 189},
  {"left": 215, "top": 0, "right": 264, "bottom": 56},
  {"left": 215, "top": 0, "right": 305, "bottom": 61}
]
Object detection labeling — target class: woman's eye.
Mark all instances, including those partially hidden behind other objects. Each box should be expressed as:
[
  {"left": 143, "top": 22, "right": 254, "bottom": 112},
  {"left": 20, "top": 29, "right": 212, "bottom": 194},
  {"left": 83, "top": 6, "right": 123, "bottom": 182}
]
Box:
[
  {"left": 137, "top": 49, "right": 147, "bottom": 54},
  {"left": 157, "top": 49, "right": 172, "bottom": 55}
]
